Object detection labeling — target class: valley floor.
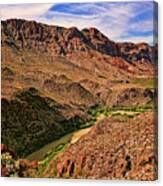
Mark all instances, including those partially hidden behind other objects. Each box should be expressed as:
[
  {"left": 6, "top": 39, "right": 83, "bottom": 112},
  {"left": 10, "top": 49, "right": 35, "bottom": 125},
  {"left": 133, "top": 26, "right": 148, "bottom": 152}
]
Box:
[
  {"left": 1, "top": 19, "right": 157, "bottom": 179},
  {"left": 20, "top": 104, "right": 157, "bottom": 180}
]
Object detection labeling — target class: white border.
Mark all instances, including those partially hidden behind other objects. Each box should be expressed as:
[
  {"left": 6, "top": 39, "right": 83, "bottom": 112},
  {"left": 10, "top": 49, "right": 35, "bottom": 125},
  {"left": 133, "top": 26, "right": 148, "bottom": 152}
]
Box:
[{"left": 0, "top": 0, "right": 162, "bottom": 186}]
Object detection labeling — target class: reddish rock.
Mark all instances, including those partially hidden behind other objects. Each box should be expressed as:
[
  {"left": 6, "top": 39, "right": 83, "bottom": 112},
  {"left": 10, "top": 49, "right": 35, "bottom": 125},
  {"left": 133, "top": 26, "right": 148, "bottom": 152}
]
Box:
[
  {"left": 1, "top": 19, "right": 157, "bottom": 64},
  {"left": 30, "top": 161, "right": 38, "bottom": 169},
  {"left": 44, "top": 112, "right": 157, "bottom": 180}
]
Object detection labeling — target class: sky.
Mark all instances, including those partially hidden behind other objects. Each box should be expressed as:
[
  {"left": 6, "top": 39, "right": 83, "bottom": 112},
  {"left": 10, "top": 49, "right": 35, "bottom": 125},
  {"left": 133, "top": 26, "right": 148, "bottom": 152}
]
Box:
[{"left": 0, "top": 1, "right": 158, "bottom": 44}]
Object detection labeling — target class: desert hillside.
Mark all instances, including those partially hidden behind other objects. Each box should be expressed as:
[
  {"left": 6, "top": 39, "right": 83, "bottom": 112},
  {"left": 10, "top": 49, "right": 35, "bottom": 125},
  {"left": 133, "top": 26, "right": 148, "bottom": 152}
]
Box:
[{"left": 1, "top": 19, "right": 157, "bottom": 180}]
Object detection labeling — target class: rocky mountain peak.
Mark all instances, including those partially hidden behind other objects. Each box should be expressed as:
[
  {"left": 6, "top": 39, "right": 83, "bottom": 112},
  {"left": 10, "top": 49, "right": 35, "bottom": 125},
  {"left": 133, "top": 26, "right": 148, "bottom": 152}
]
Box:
[{"left": 1, "top": 19, "right": 157, "bottom": 63}]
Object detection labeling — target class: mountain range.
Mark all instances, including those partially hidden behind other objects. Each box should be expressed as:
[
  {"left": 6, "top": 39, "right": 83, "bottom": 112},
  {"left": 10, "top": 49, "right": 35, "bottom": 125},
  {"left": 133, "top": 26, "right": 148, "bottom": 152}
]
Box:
[{"left": 1, "top": 19, "right": 157, "bottom": 180}]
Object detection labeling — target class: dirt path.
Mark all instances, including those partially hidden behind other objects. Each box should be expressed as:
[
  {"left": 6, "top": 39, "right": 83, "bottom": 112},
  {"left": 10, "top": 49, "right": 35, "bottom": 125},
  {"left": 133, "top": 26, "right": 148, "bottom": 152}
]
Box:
[
  {"left": 70, "top": 128, "right": 91, "bottom": 144},
  {"left": 70, "top": 113, "right": 106, "bottom": 144}
]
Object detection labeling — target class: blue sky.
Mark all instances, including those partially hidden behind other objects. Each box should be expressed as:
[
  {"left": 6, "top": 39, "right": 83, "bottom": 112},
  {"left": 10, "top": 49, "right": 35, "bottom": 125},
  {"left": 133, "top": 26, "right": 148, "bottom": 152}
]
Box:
[{"left": 0, "top": 1, "right": 158, "bottom": 44}]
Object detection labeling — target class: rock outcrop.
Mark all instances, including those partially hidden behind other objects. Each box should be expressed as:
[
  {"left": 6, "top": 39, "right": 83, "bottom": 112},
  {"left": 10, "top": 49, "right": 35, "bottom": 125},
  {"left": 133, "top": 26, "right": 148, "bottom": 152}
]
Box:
[
  {"left": 43, "top": 112, "right": 157, "bottom": 180},
  {"left": 1, "top": 19, "right": 157, "bottom": 64},
  {"left": 1, "top": 87, "right": 97, "bottom": 157},
  {"left": 1, "top": 19, "right": 157, "bottom": 180}
]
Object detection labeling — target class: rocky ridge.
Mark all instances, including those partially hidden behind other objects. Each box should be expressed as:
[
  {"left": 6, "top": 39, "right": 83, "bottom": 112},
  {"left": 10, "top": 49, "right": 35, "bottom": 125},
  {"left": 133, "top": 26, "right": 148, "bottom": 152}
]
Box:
[
  {"left": 1, "top": 18, "right": 157, "bottom": 180},
  {"left": 43, "top": 112, "right": 157, "bottom": 180},
  {"left": 1, "top": 19, "right": 157, "bottom": 64}
]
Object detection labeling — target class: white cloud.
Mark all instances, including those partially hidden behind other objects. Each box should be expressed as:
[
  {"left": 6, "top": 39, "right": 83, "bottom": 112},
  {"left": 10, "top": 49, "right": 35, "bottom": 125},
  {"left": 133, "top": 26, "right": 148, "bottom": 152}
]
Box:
[
  {"left": 0, "top": 2, "right": 155, "bottom": 44},
  {"left": 39, "top": 11, "right": 99, "bottom": 28},
  {"left": 38, "top": 3, "right": 134, "bottom": 40},
  {"left": 39, "top": 2, "right": 154, "bottom": 43},
  {"left": 0, "top": 4, "right": 53, "bottom": 20},
  {"left": 129, "top": 19, "right": 154, "bottom": 33},
  {"left": 117, "top": 35, "right": 154, "bottom": 44}
]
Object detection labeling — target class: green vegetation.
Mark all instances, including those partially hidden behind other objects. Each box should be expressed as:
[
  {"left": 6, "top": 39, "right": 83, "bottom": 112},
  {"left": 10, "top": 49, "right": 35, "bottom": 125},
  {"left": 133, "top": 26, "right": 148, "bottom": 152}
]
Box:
[
  {"left": 132, "top": 78, "right": 156, "bottom": 88},
  {"left": 40, "top": 144, "right": 67, "bottom": 168},
  {"left": 87, "top": 103, "right": 154, "bottom": 121},
  {"left": 110, "top": 104, "right": 155, "bottom": 118},
  {"left": 87, "top": 104, "right": 148, "bottom": 123},
  {"left": 79, "top": 107, "right": 110, "bottom": 129},
  {"left": 78, "top": 119, "right": 96, "bottom": 129},
  {"left": 88, "top": 107, "right": 109, "bottom": 117},
  {"left": 110, "top": 78, "right": 156, "bottom": 88},
  {"left": 111, "top": 104, "right": 155, "bottom": 112},
  {"left": 36, "top": 144, "right": 67, "bottom": 176}
]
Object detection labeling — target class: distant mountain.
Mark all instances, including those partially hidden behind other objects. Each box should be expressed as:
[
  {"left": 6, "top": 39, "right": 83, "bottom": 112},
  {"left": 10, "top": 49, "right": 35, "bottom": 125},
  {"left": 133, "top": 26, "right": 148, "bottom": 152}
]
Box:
[
  {"left": 1, "top": 19, "right": 156, "bottom": 164},
  {"left": 1, "top": 19, "right": 157, "bottom": 64}
]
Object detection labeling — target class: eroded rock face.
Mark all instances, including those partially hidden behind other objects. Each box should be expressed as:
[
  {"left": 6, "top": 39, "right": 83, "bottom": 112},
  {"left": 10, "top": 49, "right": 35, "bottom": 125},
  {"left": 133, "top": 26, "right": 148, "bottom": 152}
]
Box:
[
  {"left": 43, "top": 75, "right": 100, "bottom": 107},
  {"left": 113, "top": 88, "right": 156, "bottom": 107},
  {"left": 1, "top": 87, "right": 97, "bottom": 157},
  {"left": 1, "top": 19, "right": 157, "bottom": 64},
  {"left": 117, "top": 42, "right": 157, "bottom": 64},
  {"left": 1, "top": 19, "right": 157, "bottom": 180},
  {"left": 44, "top": 112, "right": 157, "bottom": 180},
  {"left": 1, "top": 19, "right": 91, "bottom": 55},
  {"left": 82, "top": 27, "right": 118, "bottom": 56}
]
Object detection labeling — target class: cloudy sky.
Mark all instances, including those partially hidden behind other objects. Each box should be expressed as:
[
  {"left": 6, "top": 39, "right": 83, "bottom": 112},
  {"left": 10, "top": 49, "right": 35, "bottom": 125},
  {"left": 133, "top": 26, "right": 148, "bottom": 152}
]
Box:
[{"left": 0, "top": 1, "right": 158, "bottom": 44}]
